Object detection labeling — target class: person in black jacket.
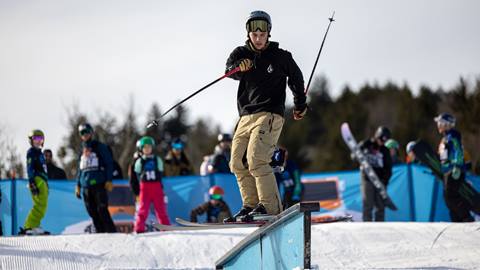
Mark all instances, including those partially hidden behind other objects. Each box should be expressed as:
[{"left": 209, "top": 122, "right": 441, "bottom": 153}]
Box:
[
  {"left": 224, "top": 10, "right": 307, "bottom": 221},
  {"left": 76, "top": 123, "right": 116, "bottom": 233},
  {"left": 208, "top": 133, "right": 233, "bottom": 174},
  {"left": 43, "top": 149, "right": 67, "bottom": 180},
  {"left": 359, "top": 126, "right": 393, "bottom": 222}
]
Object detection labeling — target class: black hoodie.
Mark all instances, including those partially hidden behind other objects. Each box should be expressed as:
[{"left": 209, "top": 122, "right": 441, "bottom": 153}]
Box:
[{"left": 226, "top": 41, "right": 307, "bottom": 117}]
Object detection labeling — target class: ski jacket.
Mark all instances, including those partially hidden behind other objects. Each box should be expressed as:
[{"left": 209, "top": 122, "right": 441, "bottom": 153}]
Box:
[
  {"left": 190, "top": 200, "right": 232, "bottom": 223},
  {"left": 76, "top": 140, "right": 113, "bottom": 188},
  {"left": 210, "top": 145, "right": 231, "bottom": 174},
  {"left": 438, "top": 129, "right": 464, "bottom": 173},
  {"left": 226, "top": 41, "right": 307, "bottom": 117},
  {"left": 26, "top": 147, "right": 48, "bottom": 184},
  {"left": 46, "top": 163, "right": 67, "bottom": 180},
  {"left": 163, "top": 150, "right": 194, "bottom": 176},
  {"left": 359, "top": 139, "right": 393, "bottom": 184},
  {"left": 134, "top": 155, "right": 164, "bottom": 183}
]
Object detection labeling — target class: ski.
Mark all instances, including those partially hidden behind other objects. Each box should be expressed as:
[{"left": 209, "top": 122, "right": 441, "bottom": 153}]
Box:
[
  {"left": 175, "top": 217, "right": 269, "bottom": 227},
  {"left": 311, "top": 214, "right": 353, "bottom": 223},
  {"left": 412, "top": 140, "right": 480, "bottom": 214},
  {"left": 153, "top": 222, "right": 263, "bottom": 231},
  {"left": 341, "top": 122, "right": 398, "bottom": 210}
]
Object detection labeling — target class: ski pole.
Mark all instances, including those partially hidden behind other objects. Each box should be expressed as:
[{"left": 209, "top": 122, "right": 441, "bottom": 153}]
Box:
[
  {"left": 305, "top": 11, "right": 335, "bottom": 94},
  {"left": 146, "top": 67, "right": 241, "bottom": 128}
]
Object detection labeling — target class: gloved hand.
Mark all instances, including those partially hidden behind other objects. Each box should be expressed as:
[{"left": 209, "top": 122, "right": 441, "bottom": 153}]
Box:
[
  {"left": 292, "top": 183, "right": 302, "bottom": 201},
  {"left": 452, "top": 166, "right": 461, "bottom": 180},
  {"left": 105, "top": 181, "right": 113, "bottom": 192},
  {"left": 293, "top": 105, "right": 307, "bottom": 120},
  {"left": 75, "top": 185, "right": 81, "bottom": 199},
  {"left": 238, "top": 59, "right": 253, "bottom": 72},
  {"left": 29, "top": 181, "right": 40, "bottom": 196}
]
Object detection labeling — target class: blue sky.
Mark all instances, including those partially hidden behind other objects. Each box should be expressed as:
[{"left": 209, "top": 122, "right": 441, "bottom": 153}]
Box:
[{"left": 1, "top": 0, "right": 479, "bottom": 165}]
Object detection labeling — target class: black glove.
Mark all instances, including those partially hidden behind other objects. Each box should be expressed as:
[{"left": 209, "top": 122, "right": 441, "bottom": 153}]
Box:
[{"left": 29, "top": 182, "right": 40, "bottom": 196}]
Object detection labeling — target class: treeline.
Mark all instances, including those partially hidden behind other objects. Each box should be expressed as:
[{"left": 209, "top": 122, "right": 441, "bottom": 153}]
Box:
[
  {"left": 280, "top": 76, "right": 480, "bottom": 174},
  {"left": 56, "top": 102, "right": 222, "bottom": 179},
  {"left": 2, "top": 75, "right": 479, "bottom": 179}
]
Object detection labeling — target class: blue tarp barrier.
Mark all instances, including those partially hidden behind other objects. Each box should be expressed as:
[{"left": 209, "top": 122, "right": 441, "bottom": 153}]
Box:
[{"left": 1, "top": 164, "right": 479, "bottom": 235}]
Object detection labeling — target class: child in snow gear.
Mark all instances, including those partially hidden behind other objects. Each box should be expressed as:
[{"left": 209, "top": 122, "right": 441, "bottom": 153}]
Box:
[
  {"left": 76, "top": 123, "right": 117, "bottom": 233},
  {"left": 190, "top": 185, "right": 232, "bottom": 223},
  {"left": 434, "top": 113, "right": 473, "bottom": 222},
  {"left": 164, "top": 138, "right": 194, "bottom": 177},
  {"left": 21, "top": 129, "right": 50, "bottom": 235},
  {"left": 134, "top": 136, "right": 170, "bottom": 233},
  {"left": 225, "top": 10, "right": 307, "bottom": 220},
  {"left": 359, "top": 126, "right": 393, "bottom": 221}
]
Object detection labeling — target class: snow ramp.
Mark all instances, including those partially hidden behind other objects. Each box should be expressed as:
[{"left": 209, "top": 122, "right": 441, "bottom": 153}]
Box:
[{"left": 215, "top": 202, "right": 319, "bottom": 270}]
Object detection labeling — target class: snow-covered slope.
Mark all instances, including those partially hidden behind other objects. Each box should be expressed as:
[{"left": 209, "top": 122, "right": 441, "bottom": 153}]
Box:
[{"left": 1, "top": 223, "right": 479, "bottom": 269}]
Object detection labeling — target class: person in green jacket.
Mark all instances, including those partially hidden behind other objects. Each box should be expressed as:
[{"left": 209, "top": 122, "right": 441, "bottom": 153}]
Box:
[{"left": 20, "top": 130, "right": 50, "bottom": 235}]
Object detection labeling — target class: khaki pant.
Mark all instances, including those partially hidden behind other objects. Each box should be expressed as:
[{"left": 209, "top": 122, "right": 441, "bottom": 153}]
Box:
[{"left": 230, "top": 112, "right": 284, "bottom": 215}]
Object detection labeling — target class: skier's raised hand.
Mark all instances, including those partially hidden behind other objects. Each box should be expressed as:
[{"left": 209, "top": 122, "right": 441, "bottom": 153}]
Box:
[{"left": 238, "top": 59, "right": 253, "bottom": 72}]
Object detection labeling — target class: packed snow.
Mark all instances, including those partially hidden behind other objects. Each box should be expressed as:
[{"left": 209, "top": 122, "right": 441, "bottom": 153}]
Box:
[{"left": 1, "top": 222, "right": 479, "bottom": 269}]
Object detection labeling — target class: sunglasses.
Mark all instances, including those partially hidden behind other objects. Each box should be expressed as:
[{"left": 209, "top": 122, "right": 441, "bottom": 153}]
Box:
[
  {"left": 210, "top": 194, "right": 222, "bottom": 200},
  {"left": 246, "top": 20, "right": 269, "bottom": 32}
]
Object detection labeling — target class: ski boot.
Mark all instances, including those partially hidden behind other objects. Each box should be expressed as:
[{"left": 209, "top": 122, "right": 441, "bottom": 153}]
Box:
[
  {"left": 223, "top": 206, "right": 253, "bottom": 223},
  {"left": 242, "top": 203, "right": 271, "bottom": 222},
  {"left": 18, "top": 227, "right": 30, "bottom": 235},
  {"left": 22, "top": 227, "right": 50, "bottom": 236}
]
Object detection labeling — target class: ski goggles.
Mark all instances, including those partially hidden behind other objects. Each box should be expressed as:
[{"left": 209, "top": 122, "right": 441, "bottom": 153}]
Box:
[
  {"left": 171, "top": 142, "right": 184, "bottom": 150},
  {"left": 246, "top": 20, "right": 269, "bottom": 32},
  {"left": 79, "top": 129, "right": 92, "bottom": 136},
  {"left": 31, "top": 135, "right": 44, "bottom": 142},
  {"left": 210, "top": 194, "right": 222, "bottom": 200}
]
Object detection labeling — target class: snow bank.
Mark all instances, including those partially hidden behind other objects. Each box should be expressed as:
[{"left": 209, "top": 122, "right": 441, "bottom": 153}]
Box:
[{"left": 1, "top": 222, "right": 479, "bottom": 269}]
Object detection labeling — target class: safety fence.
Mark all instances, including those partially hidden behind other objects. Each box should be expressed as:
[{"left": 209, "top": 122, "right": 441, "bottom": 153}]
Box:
[{"left": 1, "top": 164, "right": 479, "bottom": 235}]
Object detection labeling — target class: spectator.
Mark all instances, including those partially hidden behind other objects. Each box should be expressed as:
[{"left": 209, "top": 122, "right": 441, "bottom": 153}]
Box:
[
  {"left": 164, "top": 138, "right": 194, "bottom": 176},
  {"left": 190, "top": 186, "right": 232, "bottom": 223},
  {"left": 405, "top": 141, "right": 418, "bottom": 164},
  {"left": 271, "top": 147, "right": 303, "bottom": 210},
  {"left": 208, "top": 133, "right": 232, "bottom": 174},
  {"left": 43, "top": 149, "right": 67, "bottom": 180},
  {"left": 133, "top": 136, "right": 170, "bottom": 233},
  {"left": 19, "top": 130, "right": 50, "bottom": 235},
  {"left": 359, "top": 126, "right": 393, "bottom": 222},
  {"left": 385, "top": 139, "right": 402, "bottom": 164},
  {"left": 434, "top": 113, "right": 473, "bottom": 222},
  {"left": 75, "top": 123, "right": 117, "bottom": 233}
]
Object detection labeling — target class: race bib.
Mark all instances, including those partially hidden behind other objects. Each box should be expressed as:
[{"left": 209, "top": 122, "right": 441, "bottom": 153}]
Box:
[{"left": 80, "top": 151, "right": 100, "bottom": 170}]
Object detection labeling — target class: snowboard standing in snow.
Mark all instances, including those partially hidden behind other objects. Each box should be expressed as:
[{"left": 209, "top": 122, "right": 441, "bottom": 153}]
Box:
[
  {"left": 341, "top": 123, "right": 397, "bottom": 211},
  {"left": 412, "top": 139, "right": 480, "bottom": 215}
]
